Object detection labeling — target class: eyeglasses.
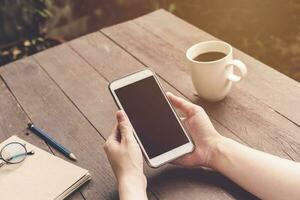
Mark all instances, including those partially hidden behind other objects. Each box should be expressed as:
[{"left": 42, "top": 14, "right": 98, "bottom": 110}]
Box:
[{"left": 0, "top": 142, "right": 35, "bottom": 167}]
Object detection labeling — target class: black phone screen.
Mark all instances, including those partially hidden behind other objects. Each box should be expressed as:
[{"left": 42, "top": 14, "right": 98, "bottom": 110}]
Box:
[{"left": 115, "top": 76, "right": 189, "bottom": 159}]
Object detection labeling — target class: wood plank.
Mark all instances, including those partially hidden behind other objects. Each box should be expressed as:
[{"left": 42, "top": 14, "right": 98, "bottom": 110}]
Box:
[
  {"left": 68, "top": 32, "right": 256, "bottom": 199},
  {"left": 0, "top": 77, "right": 37, "bottom": 143},
  {"left": 0, "top": 58, "right": 118, "bottom": 200},
  {"left": 69, "top": 32, "right": 146, "bottom": 81},
  {"left": 133, "top": 9, "right": 300, "bottom": 126},
  {"left": 0, "top": 74, "right": 85, "bottom": 200},
  {"left": 33, "top": 44, "right": 115, "bottom": 139},
  {"left": 101, "top": 20, "right": 300, "bottom": 162}
]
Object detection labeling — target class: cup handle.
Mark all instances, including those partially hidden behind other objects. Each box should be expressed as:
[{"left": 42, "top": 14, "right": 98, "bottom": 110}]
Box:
[{"left": 226, "top": 60, "right": 247, "bottom": 82}]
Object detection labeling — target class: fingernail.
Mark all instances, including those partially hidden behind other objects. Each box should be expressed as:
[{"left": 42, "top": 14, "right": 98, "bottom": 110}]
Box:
[{"left": 116, "top": 110, "right": 125, "bottom": 123}]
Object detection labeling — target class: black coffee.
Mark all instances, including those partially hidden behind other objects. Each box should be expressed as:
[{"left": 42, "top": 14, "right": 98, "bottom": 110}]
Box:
[{"left": 193, "top": 52, "right": 226, "bottom": 62}]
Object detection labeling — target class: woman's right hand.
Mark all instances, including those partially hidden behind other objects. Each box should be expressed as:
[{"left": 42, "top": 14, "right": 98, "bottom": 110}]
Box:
[
  {"left": 166, "top": 92, "right": 224, "bottom": 169},
  {"left": 168, "top": 92, "right": 300, "bottom": 200}
]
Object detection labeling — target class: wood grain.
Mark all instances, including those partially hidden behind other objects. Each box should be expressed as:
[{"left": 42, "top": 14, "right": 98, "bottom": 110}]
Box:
[
  {"left": 134, "top": 9, "right": 300, "bottom": 126},
  {"left": 68, "top": 32, "right": 256, "bottom": 199},
  {"left": 0, "top": 58, "right": 118, "bottom": 200},
  {"left": 101, "top": 20, "right": 300, "bottom": 162},
  {"left": 69, "top": 32, "right": 146, "bottom": 81},
  {"left": 33, "top": 44, "right": 116, "bottom": 139},
  {"left": 0, "top": 78, "right": 36, "bottom": 143}
]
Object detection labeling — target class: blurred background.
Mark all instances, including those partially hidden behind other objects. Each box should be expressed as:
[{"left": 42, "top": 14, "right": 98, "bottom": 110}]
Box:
[{"left": 0, "top": 0, "right": 299, "bottom": 81}]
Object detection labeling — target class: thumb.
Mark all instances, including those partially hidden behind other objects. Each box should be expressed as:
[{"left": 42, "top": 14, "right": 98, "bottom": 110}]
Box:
[
  {"left": 116, "top": 110, "right": 134, "bottom": 142},
  {"left": 166, "top": 92, "right": 199, "bottom": 117}
]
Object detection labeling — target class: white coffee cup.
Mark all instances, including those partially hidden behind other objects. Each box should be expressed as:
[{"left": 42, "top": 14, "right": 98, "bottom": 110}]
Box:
[{"left": 186, "top": 41, "right": 247, "bottom": 102}]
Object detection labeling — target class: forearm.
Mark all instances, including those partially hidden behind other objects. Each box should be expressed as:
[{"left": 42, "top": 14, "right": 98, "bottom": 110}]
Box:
[
  {"left": 118, "top": 174, "right": 148, "bottom": 200},
  {"left": 211, "top": 137, "right": 300, "bottom": 200}
]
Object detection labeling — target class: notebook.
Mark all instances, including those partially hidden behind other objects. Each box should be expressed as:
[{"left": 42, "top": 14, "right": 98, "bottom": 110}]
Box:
[{"left": 0, "top": 136, "right": 91, "bottom": 200}]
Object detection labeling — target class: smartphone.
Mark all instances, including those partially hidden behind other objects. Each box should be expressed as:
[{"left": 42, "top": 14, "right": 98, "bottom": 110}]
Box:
[{"left": 109, "top": 69, "right": 194, "bottom": 167}]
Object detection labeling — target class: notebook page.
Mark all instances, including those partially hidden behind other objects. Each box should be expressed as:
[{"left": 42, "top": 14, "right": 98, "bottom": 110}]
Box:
[{"left": 0, "top": 136, "right": 89, "bottom": 200}]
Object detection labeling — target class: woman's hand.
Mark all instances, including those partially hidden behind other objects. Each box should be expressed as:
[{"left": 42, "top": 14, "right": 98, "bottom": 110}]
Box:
[
  {"left": 167, "top": 92, "right": 223, "bottom": 169},
  {"left": 104, "top": 111, "right": 147, "bottom": 200}
]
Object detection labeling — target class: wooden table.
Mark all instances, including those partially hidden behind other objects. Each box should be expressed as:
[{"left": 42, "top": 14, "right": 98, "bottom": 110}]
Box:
[{"left": 1, "top": 9, "right": 300, "bottom": 200}]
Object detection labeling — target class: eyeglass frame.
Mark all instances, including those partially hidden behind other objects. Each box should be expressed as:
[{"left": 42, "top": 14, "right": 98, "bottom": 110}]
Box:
[{"left": 0, "top": 142, "right": 35, "bottom": 167}]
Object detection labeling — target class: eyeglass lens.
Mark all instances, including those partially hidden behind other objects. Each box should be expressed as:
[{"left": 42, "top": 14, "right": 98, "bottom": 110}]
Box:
[{"left": 1, "top": 143, "right": 27, "bottom": 164}]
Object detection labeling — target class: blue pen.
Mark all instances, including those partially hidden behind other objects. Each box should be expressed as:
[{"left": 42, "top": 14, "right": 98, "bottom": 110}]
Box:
[{"left": 27, "top": 123, "right": 77, "bottom": 161}]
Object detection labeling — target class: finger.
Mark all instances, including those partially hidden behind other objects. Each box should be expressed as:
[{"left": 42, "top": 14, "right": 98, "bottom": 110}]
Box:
[
  {"left": 107, "top": 123, "right": 121, "bottom": 142},
  {"left": 180, "top": 117, "right": 187, "bottom": 121},
  {"left": 116, "top": 110, "right": 134, "bottom": 143},
  {"left": 166, "top": 92, "right": 200, "bottom": 117},
  {"left": 180, "top": 117, "right": 189, "bottom": 128},
  {"left": 104, "top": 124, "right": 120, "bottom": 150}
]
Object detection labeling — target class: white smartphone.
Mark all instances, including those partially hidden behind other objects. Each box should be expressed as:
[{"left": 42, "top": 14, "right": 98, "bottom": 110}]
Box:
[{"left": 109, "top": 69, "right": 194, "bottom": 167}]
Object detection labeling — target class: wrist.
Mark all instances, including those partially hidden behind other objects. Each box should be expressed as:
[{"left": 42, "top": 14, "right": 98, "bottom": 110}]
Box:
[
  {"left": 207, "top": 135, "right": 231, "bottom": 170},
  {"left": 118, "top": 172, "right": 147, "bottom": 199},
  {"left": 119, "top": 172, "right": 147, "bottom": 187}
]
